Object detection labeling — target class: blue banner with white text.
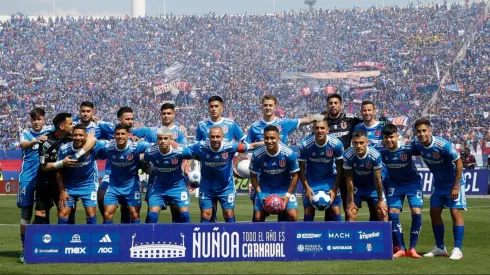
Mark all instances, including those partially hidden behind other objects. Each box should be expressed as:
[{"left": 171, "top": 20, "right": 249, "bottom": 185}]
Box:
[{"left": 25, "top": 222, "right": 392, "bottom": 263}]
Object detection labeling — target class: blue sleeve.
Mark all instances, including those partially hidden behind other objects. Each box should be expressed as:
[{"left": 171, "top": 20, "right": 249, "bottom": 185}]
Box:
[
  {"left": 20, "top": 131, "right": 31, "bottom": 143},
  {"left": 410, "top": 140, "right": 420, "bottom": 156},
  {"left": 343, "top": 152, "right": 352, "bottom": 169},
  {"left": 233, "top": 122, "right": 246, "bottom": 142},
  {"left": 245, "top": 127, "right": 255, "bottom": 144},
  {"left": 137, "top": 141, "right": 152, "bottom": 154},
  {"left": 444, "top": 141, "right": 460, "bottom": 162},
  {"left": 186, "top": 142, "right": 201, "bottom": 158},
  {"left": 177, "top": 130, "right": 187, "bottom": 145},
  {"left": 133, "top": 127, "right": 150, "bottom": 138},
  {"left": 181, "top": 147, "right": 194, "bottom": 159},
  {"left": 57, "top": 147, "right": 68, "bottom": 161},
  {"left": 195, "top": 126, "right": 204, "bottom": 142},
  {"left": 373, "top": 153, "right": 383, "bottom": 170},
  {"left": 97, "top": 121, "right": 115, "bottom": 139},
  {"left": 249, "top": 152, "right": 259, "bottom": 174},
  {"left": 353, "top": 124, "right": 361, "bottom": 132},
  {"left": 143, "top": 149, "right": 152, "bottom": 163},
  {"left": 298, "top": 142, "right": 307, "bottom": 162},
  {"left": 334, "top": 142, "right": 344, "bottom": 160},
  {"left": 282, "top": 118, "right": 300, "bottom": 135},
  {"left": 93, "top": 140, "right": 106, "bottom": 154},
  {"left": 287, "top": 152, "right": 300, "bottom": 173}
]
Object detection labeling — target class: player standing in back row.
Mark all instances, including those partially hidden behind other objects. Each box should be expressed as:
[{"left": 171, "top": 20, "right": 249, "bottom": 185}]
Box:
[{"left": 411, "top": 119, "right": 465, "bottom": 260}]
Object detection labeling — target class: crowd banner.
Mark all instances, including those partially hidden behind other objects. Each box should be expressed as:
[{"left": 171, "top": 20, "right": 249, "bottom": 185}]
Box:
[
  {"left": 25, "top": 222, "right": 392, "bottom": 263},
  {"left": 0, "top": 180, "right": 18, "bottom": 194},
  {"left": 280, "top": 71, "right": 380, "bottom": 80}
]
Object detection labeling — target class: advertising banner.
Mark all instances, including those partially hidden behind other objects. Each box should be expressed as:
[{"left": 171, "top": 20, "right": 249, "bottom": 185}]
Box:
[
  {"left": 0, "top": 180, "right": 18, "bottom": 194},
  {"left": 25, "top": 222, "right": 392, "bottom": 263}
]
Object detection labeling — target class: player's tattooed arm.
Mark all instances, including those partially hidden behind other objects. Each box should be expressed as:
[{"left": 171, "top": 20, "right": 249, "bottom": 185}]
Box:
[
  {"left": 344, "top": 169, "right": 357, "bottom": 212},
  {"left": 56, "top": 170, "right": 69, "bottom": 209},
  {"left": 373, "top": 168, "right": 384, "bottom": 202},
  {"left": 452, "top": 158, "right": 463, "bottom": 200},
  {"left": 246, "top": 141, "right": 264, "bottom": 150},
  {"left": 284, "top": 172, "right": 299, "bottom": 206},
  {"left": 299, "top": 113, "right": 324, "bottom": 126}
]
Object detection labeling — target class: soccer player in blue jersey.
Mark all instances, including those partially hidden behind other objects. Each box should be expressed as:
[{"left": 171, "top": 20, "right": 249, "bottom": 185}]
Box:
[
  {"left": 142, "top": 126, "right": 194, "bottom": 223},
  {"left": 187, "top": 126, "right": 260, "bottom": 223},
  {"left": 298, "top": 119, "right": 344, "bottom": 222},
  {"left": 101, "top": 124, "right": 152, "bottom": 224},
  {"left": 353, "top": 101, "right": 386, "bottom": 146},
  {"left": 343, "top": 130, "right": 388, "bottom": 222},
  {"left": 16, "top": 108, "right": 52, "bottom": 262},
  {"left": 250, "top": 125, "right": 300, "bottom": 222},
  {"left": 56, "top": 124, "right": 107, "bottom": 225},
  {"left": 376, "top": 124, "right": 423, "bottom": 258},
  {"left": 411, "top": 119, "right": 465, "bottom": 260},
  {"left": 96, "top": 107, "right": 150, "bottom": 223}
]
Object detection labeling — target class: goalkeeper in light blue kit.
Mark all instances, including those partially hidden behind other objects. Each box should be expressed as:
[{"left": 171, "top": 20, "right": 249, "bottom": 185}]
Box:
[
  {"left": 142, "top": 126, "right": 194, "bottom": 223},
  {"left": 376, "top": 124, "right": 423, "bottom": 258},
  {"left": 56, "top": 124, "right": 107, "bottom": 224},
  {"left": 298, "top": 119, "right": 344, "bottom": 222},
  {"left": 250, "top": 125, "right": 300, "bottom": 222},
  {"left": 411, "top": 118, "right": 465, "bottom": 260},
  {"left": 100, "top": 123, "right": 152, "bottom": 224}
]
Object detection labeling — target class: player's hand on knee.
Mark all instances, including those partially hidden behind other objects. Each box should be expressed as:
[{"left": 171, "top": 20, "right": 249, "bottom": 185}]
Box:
[
  {"left": 328, "top": 189, "right": 336, "bottom": 202},
  {"left": 346, "top": 202, "right": 358, "bottom": 214},
  {"left": 305, "top": 187, "right": 314, "bottom": 202},
  {"left": 59, "top": 190, "right": 69, "bottom": 209},
  {"left": 451, "top": 186, "right": 460, "bottom": 200},
  {"left": 377, "top": 201, "right": 388, "bottom": 217},
  {"left": 282, "top": 196, "right": 290, "bottom": 209}
]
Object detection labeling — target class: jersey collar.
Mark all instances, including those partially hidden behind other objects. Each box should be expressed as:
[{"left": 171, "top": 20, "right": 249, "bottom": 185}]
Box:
[
  {"left": 261, "top": 117, "right": 278, "bottom": 125},
  {"left": 115, "top": 141, "right": 130, "bottom": 151},
  {"left": 356, "top": 147, "right": 370, "bottom": 160},
  {"left": 159, "top": 146, "right": 173, "bottom": 156},
  {"left": 386, "top": 142, "right": 403, "bottom": 152},
  {"left": 209, "top": 117, "right": 224, "bottom": 125},
  {"left": 266, "top": 144, "right": 282, "bottom": 157},
  {"left": 314, "top": 136, "right": 329, "bottom": 148},
  {"left": 422, "top": 136, "right": 435, "bottom": 149},
  {"left": 363, "top": 120, "right": 380, "bottom": 129}
]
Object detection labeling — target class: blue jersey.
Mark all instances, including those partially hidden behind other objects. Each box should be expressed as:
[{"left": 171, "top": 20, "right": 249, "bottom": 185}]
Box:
[
  {"left": 101, "top": 140, "right": 152, "bottom": 188},
  {"left": 353, "top": 121, "right": 386, "bottom": 146},
  {"left": 143, "top": 145, "right": 193, "bottom": 188},
  {"left": 72, "top": 120, "right": 102, "bottom": 139},
  {"left": 246, "top": 117, "right": 300, "bottom": 144},
  {"left": 298, "top": 135, "right": 344, "bottom": 182},
  {"left": 249, "top": 144, "right": 300, "bottom": 191},
  {"left": 187, "top": 141, "right": 247, "bottom": 193},
  {"left": 145, "top": 125, "right": 186, "bottom": 144},
  {"left": 411, "top": 136, "right": 460, "bottom": 189},
  {"left": 195, "top": 117, "right": 245, "bottom": 143},
  {"left": 343, "top": 147, "right": 383, "bottom": 187},
  {"left": 57, "top": 140, "right": 107, "bottom": 190},
  {"left": 18, "top": 126, "right": 53, "bottom": 183},
  {"left": 375, "top": 143, "right": 420, "bottom": 185}
]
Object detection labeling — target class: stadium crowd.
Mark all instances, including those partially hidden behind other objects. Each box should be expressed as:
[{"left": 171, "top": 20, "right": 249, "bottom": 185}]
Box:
[{"left": 0, "top": 1, "right": 488, "bottom": 148}]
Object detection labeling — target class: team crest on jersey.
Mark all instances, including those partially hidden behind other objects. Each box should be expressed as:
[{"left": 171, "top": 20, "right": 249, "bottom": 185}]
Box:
[
  {"left": 432, "top": 152, "right": 440, "bottom": 159},
  {"left": 84, "top": 152, "right": 91, "bottom": 159},
  {"left": 172, "top": 132, "right": 178, "bottom": 139},
  {"left": 374, "top": 130, "right": 381, "bottom": 137},
  {"left": 222, "top": 152, "right": 228, "bottom": 159},
  {"left": 340, "top": 121, "right": 347, "bottom": 129},
  {"left": 326, "top": 149, "right": 333, "bottom": 157},
  {"left": 222, "top": 126, "right": 229, "bottom": 134},
  {"left": 279, "top": 159, "right": 286, "bottom": 167},
  {"left": 171, "top": 157, "right": 178, "bottom": 164},
  {"left": 400, "top": 153, "right": 407, "bottom": 161},
  {"left": 365, "top": 162, "right": 372, "bottom": 169},
  {"left": 127, "top": 153, "right": 134, "bottom": 160}
]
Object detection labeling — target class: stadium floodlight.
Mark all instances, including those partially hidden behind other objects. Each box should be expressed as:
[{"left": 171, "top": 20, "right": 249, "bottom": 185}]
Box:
[
  {"left": 131, "top": 0, "right": 146, "bottom": 18},
  {"left": 304, "top": 0, "right": 317, "bottom": 12}
]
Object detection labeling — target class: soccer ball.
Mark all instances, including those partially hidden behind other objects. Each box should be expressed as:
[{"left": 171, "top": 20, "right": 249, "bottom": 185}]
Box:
[
  {"left": 263, "top": 194, "right": 285, "bottom": 215},
  {"left": 186, "top": 170, "right": 201, "bottom": 188},
  {"left": 236, "top": 159, "right": 251, "bottom": 178},
  {"left": 311, "top": 191, "right": 332, "bottom": 210}
]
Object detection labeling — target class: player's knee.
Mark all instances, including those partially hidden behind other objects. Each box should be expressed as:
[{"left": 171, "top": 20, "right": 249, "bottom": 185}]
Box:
[
  {"left": 21, "top": 207, "right": 33, "bottom": 221},
  {"left": 304, "top": 207, "right": 315, "bottom": 216},
  {"left": 410, "top": 207, "right": 422, "bottom": 215},
  {"left": 286, "top": 210, "right": 298, "bottom": 221}
]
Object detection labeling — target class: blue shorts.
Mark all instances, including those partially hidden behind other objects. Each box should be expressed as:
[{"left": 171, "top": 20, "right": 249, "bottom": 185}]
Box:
[
  {"left": 17, "top": 181, "right": 36, "bottom": 208},
  {"left": 199, "top": 190, "right": 236, "bottom": 210},
  {"left": 254, "top": 191, "right": 298, "bottom": 211},
  {"left": 66, "top": 190, "right": 97, "bottom": 208},
  {"left": 386, "top": 182, "right": 423, "bottom": 209},
  {"left": 98, "top": 175, "right": 110, "bottom": 191},
  {"left": 430, "top": 181, "right": 467, "bottom": 210},
  {"left": 303, "top": 189, "right": 341, "bottom": 209},
  {"left": 353, "top": 187, "right": 386, "bottom": 208},
  {"left": 250, "top": 188, "right": 256, "bottom": 201},
  {"left": 104, "top": 184, "right": 141, "bottom": 207},
  {"left": 148, "top": 185, "right": 189, "bottom": 209},
  {"left": 145, "top": 172, "right": 157, "bottom": 202}
]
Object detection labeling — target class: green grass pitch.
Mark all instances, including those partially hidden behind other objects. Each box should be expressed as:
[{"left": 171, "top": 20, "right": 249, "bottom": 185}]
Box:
[{"left": 0, "top": 195, "right": 489, "bottom": 274}]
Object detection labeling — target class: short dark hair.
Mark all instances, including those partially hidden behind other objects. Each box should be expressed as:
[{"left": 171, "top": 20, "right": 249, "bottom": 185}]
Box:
[
  {"left": 352, "top": 130, "right": 367, "bottom": 139},
  {"left": 160, "top": 103, "right": 175, "bottom": 112},
  {"left": 382, "top": 124, "right": 398, "bottom": 136},
  {"left": 208, "top": 96, "right": 223, "bottom": 104},
  {"left": 263, "top": 125, "right": 279, "bottom": 134},
  {"left": 52, "top": 113, "right": 72, "bottom": 130},
  {"left": 29, "top": 108, "right": 45, "bottom": 119},
  {"left": 361, "top": 100, "right": 375, "bottom": 109},
  {"left": 117, "top": 107, "right": 133, "bottom": 118},
  {"left": 80, "top": 101, "right": 94, "bottom": 109},
  {"left": 73, "top": 124, "right": 87, "bottom": 132},
  {"left": 115, "top": 123, "right": 131, "bottom": 132},
  {"left": 414, "top": 118, "right": 431, "bottom": 129},
  {"left": 327, "top": 93, "right": 342, "bottom": 103}
]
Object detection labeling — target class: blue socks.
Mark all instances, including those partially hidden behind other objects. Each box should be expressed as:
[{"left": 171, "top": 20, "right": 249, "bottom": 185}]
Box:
[
  {"left": 432, "top": 224, "right": 445, "bottom": 249},
  {"left": 389, "top": 213, "right": 405, "bottom": 250},
  {"left": 131, "top": 219, "right": 140, "bottom": 224},
  {"left": 224, "top": 217, "right": 235, "bottom": 223},
  {"left": 146, "top": 212, "right": 159, "bottom": 223},
  {"left": 86, "top": 216, "right": 97, "bottom": 224},
  {"left": 330, "top": 214, "right": 342, "bottom": 221},
  {"left": 453, "top": 225, "right": 464, "bottom": 249},
  {"left": 304, "top": 214, "right": 314, "bottom": 222},
  {"left": 179, "top": 211, "right": 190, "bottom": 223},
  {"left": 201, "top": 218, "right": 211, "bottom": 223},
  {"left": 103, "top": 220, "right": 113, "bottom": 224},
  {"left": 68, "top": 209, "right": 76, "bottom": 224},
  {"left": 410, "top": 214, "right": 422, "bottom": 249},
  {"left": 58, "top": 217, "right": 68, "bottom": 225}
]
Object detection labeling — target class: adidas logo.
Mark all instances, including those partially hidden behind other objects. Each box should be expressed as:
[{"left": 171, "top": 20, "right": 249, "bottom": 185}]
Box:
[
  {"left": 99, "top": 234, "right": 112, "bottom": 243},
  {"left": 164, "top": 161, "right": 169, "bottom": 164},
  {"left": 119, "top": 156, "right": 124, "bottom": 159},
  {"left": 320, "top": 152, "right": 325, "bottom": 155}
]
